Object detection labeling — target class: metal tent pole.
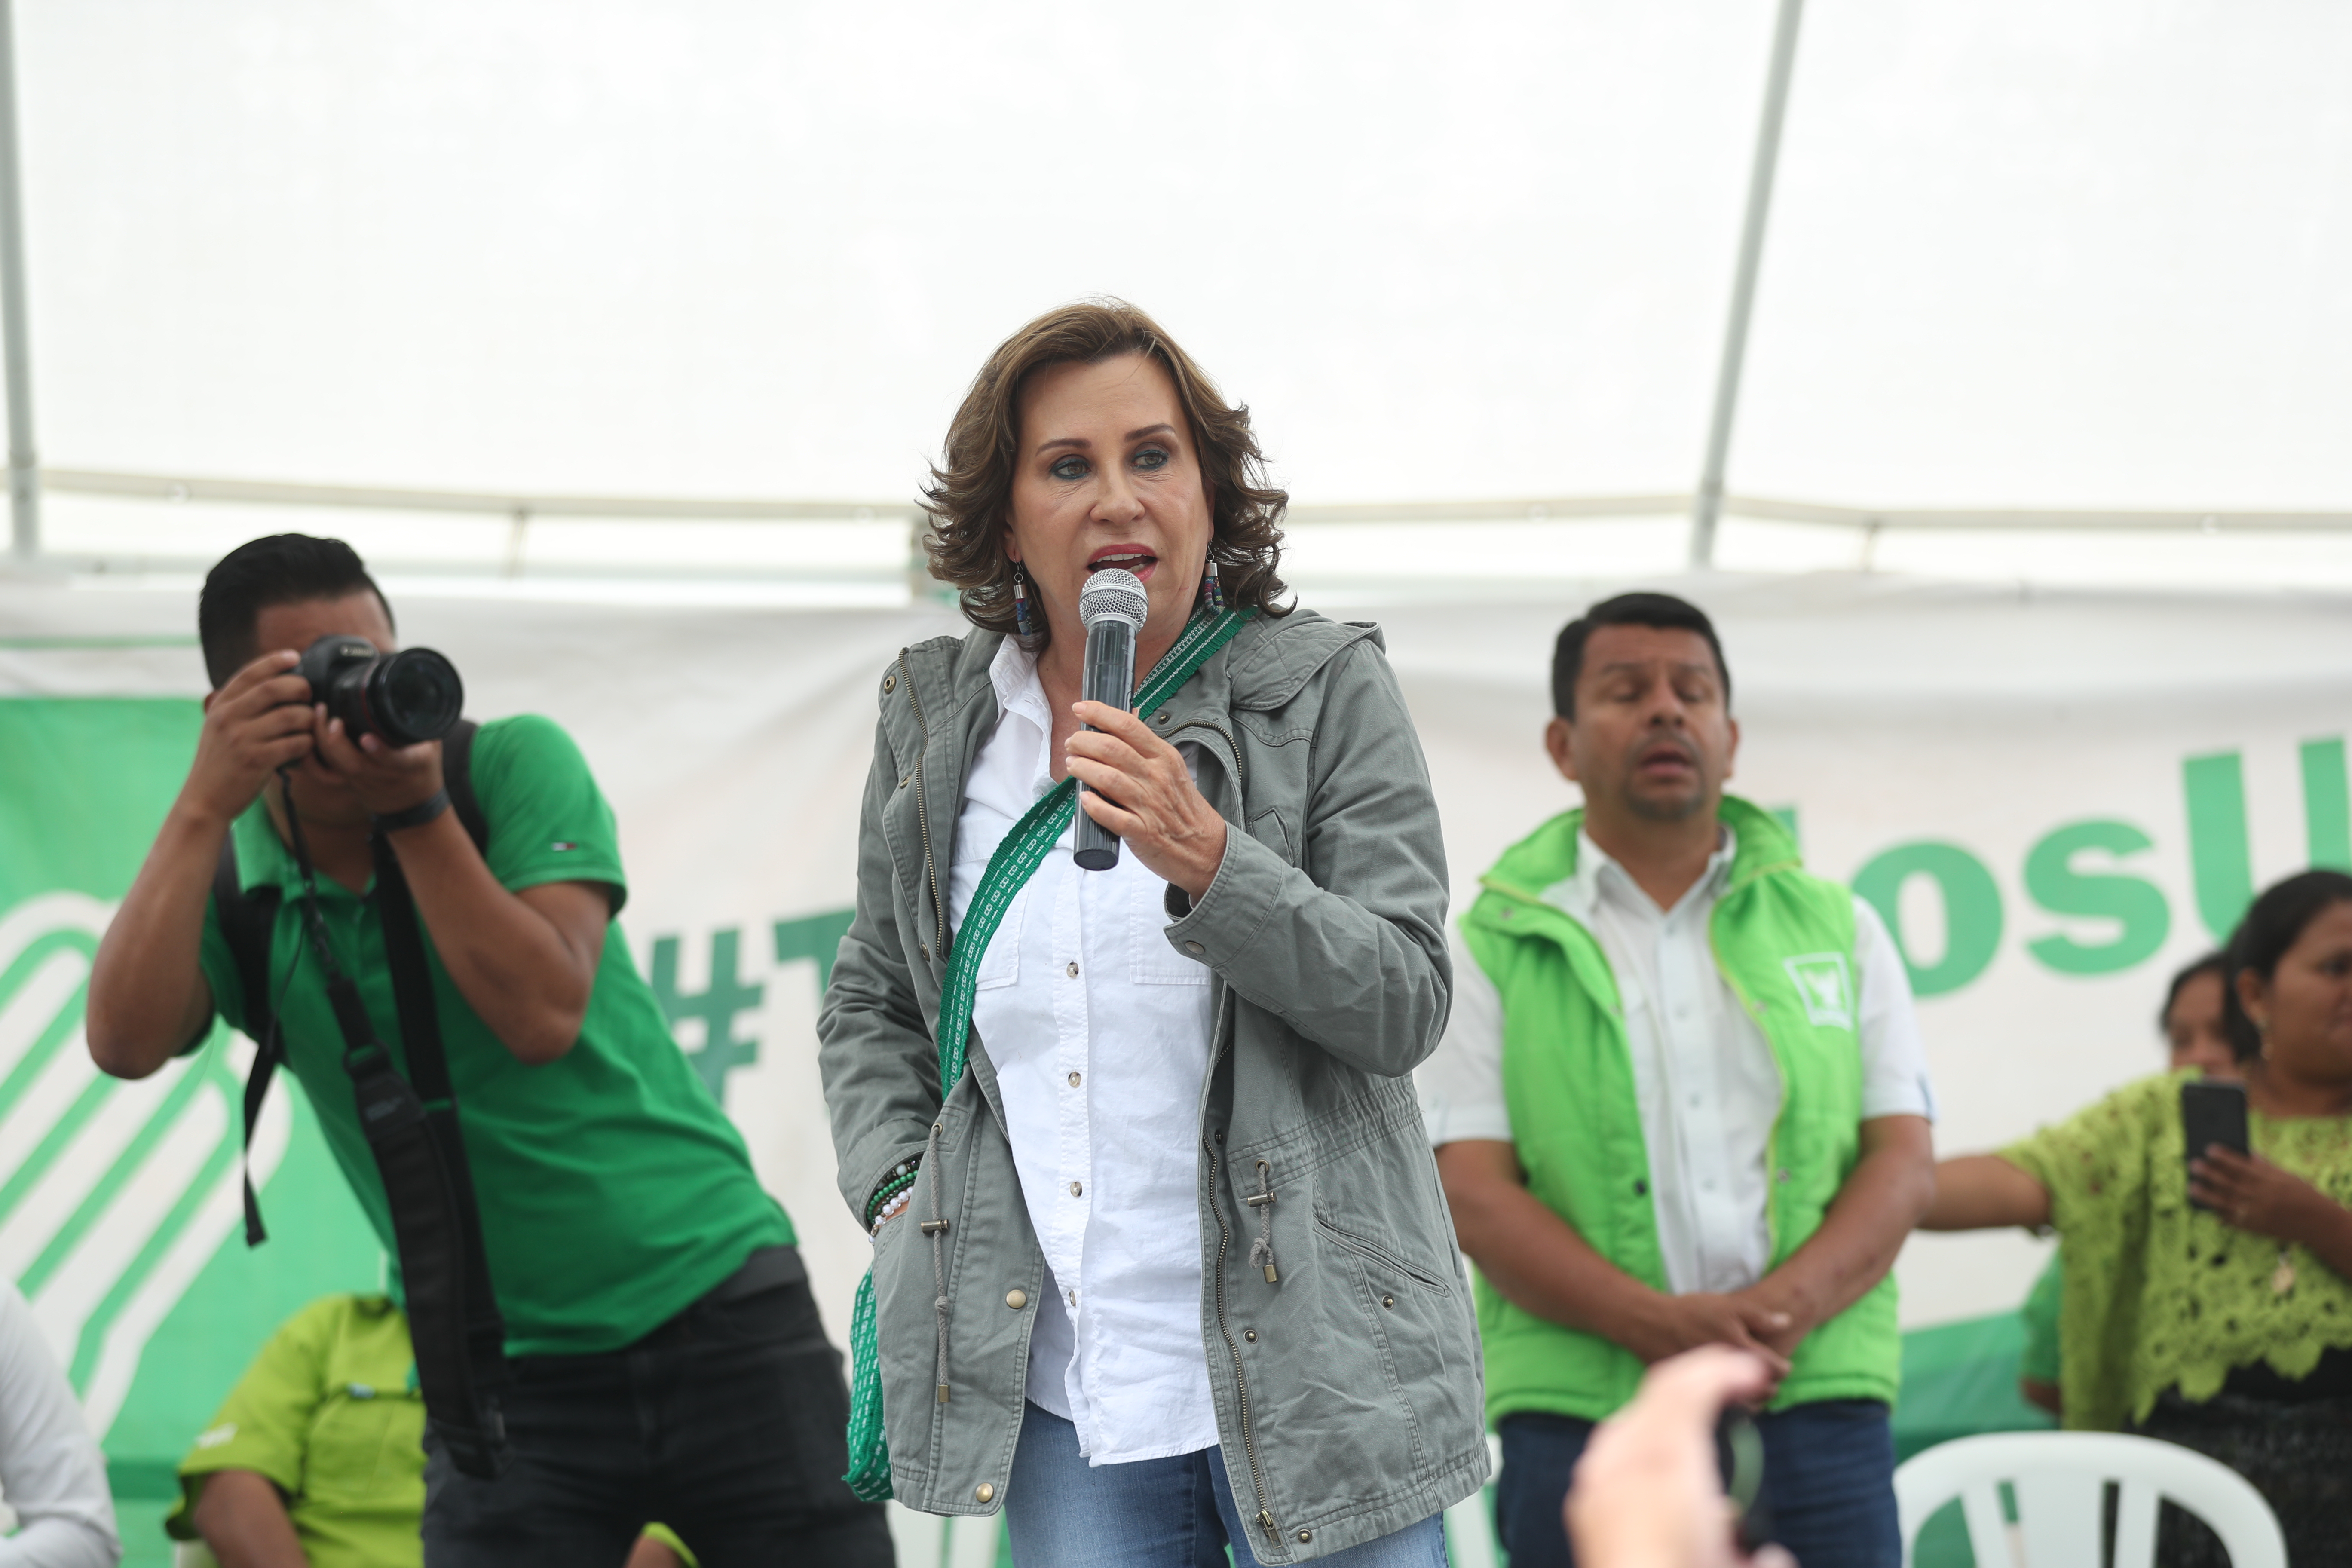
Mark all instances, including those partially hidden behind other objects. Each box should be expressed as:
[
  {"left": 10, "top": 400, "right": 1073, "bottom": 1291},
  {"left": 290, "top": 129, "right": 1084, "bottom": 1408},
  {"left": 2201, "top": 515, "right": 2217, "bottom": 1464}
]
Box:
[
  {"left": 1690, "top": 0, "right": 1805, "bottom": 569},
  {"left": 0, "top": 0, "right": 36, "bottom": 564}
]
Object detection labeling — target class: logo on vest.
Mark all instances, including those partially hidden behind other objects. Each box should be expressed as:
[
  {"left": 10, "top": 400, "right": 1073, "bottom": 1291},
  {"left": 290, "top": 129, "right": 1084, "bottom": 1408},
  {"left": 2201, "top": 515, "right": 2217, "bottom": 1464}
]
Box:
[{"left": 1781, "top": 952, "right": 1854, "bottom": 1030}]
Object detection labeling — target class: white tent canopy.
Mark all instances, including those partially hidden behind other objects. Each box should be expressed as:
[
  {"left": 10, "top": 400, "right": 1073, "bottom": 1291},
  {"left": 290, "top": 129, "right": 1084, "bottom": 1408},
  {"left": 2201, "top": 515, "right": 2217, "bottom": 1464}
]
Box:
[{"left": 3, "top": 0, "right": 2348, "bottom": 593}]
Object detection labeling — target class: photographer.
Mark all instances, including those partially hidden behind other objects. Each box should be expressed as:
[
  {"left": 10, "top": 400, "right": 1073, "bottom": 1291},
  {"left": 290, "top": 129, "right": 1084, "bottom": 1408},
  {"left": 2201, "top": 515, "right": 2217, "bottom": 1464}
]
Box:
[{"left": 86, "top": 535, "right": 890, "bottom": 1568}]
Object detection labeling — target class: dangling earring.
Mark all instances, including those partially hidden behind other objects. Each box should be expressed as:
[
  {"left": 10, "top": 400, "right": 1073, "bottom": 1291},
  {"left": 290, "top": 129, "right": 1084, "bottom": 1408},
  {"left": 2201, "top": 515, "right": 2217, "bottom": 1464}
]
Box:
[
  {"left": 1200, "top": 558, "right": 1225, "bottom": 614},
  {"left": 1012, "top": 562, "right": 1037, "bottom": 637}
]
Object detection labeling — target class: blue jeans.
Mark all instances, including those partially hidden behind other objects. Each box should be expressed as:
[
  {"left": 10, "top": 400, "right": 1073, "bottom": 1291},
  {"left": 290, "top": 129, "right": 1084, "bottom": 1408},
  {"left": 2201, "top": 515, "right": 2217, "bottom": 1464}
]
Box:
[
  {"left": 1495, "top": 1399, "right": 1899, "bottom": 1568},
  {"left": 1004, "top": 1402, "right": 1450, "bottom": 1567}
]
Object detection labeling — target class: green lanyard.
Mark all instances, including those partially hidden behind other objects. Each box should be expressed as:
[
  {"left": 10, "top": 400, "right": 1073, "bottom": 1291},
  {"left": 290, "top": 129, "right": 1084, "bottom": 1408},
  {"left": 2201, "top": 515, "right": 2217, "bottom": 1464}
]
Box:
[{"left": 843, "top": 606, "right": 1252, "bottom": 1502}]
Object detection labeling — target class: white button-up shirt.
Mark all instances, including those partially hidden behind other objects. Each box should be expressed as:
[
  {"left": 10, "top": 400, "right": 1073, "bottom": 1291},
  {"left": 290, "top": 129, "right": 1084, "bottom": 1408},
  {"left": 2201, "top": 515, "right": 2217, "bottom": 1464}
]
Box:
[
  {"left": 1416, "top": 827, "right": 1934, "bottom": 1295},
  {"left": 0, "top": 1282, "right": 121, "bottom": 1568},
  {"left": 947, "top": 638, "right": 1219, "bottom": 1465}
]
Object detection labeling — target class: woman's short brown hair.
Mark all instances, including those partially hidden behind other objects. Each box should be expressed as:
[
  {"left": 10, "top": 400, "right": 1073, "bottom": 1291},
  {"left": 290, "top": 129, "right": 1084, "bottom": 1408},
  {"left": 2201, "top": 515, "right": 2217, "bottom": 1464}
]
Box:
[{"left": 922, "top": 298, "right": 1290, "bottom": 648}]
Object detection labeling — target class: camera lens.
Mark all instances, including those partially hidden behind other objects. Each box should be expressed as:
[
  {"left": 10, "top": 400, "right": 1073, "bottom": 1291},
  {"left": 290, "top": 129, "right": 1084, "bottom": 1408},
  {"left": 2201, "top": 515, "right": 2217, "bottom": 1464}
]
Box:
[{"left": 366, "top": 648, "right": 463, "bottom": 747}]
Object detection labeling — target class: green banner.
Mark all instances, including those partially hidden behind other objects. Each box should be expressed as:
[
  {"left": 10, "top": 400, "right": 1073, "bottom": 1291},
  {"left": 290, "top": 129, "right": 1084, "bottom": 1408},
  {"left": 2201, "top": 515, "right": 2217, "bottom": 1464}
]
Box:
[{"left": 0, "top": 699, "right": 383, "bottom": 1545}]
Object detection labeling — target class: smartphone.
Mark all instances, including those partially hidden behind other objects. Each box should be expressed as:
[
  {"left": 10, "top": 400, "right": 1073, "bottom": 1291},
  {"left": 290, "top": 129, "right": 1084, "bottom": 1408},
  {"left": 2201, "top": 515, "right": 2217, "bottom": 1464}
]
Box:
[
  {"left": 2182, "top": 1079, "right": 2251, "bottom": 1212},
  {"left": 1715, "top": 1406, "right": 1769, "bottom": 1553}
]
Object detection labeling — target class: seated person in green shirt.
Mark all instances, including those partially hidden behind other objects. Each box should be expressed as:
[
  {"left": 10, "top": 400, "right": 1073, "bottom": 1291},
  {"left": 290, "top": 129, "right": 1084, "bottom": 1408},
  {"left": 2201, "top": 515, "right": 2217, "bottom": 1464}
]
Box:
[
  {"left": 169, "top": 1293, "right": 700, "bottom": 1568},
  {"left": 1926, "top": 872, "right": 2352, "bottom": 1568},
  {"left": 2006, "top": 950, "right": 2237, "bottom": 1417},
  {"left": 87, "top": 535, "right": 890, "bottom": 1568}
]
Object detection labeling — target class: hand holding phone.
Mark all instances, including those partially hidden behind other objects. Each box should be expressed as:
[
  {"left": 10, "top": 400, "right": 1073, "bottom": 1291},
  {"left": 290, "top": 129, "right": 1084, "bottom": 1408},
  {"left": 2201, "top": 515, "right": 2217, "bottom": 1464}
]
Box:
[
  {"left": 1567, "top": 1347, "right": 1795, "bottom": 1568},
  {"left": 2182, "top": 1079, "right": 2251, "bottom": 1213}
]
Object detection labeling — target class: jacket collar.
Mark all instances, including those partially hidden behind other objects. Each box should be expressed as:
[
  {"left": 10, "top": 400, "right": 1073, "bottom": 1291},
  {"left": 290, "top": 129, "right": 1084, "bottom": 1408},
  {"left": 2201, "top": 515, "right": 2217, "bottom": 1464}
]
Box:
[
  {"left": 1478, "top": 793, "right": 1801, "bottom": 909},
  {"left": 897, "top": 608, "right": 1383, "bottom": 783},
  {"left": 1467, "top": 795, "right": 1804, "bottom": 989},
  {"left": 912, "top": 606, "right": 1377, "bottom": 701}
]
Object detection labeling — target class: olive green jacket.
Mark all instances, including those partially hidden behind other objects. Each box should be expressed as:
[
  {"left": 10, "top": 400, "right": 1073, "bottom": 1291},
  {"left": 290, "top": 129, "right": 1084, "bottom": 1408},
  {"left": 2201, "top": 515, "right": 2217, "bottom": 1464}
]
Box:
[{"left": 818, "top": 610, "right": 1486, "bottom": 1562}]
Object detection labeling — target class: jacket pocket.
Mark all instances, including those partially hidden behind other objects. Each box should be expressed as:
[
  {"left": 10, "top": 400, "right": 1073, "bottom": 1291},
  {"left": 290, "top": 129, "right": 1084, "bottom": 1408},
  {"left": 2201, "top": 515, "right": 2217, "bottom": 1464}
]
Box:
[
  {"left": 1310, "top": 1213, "right": 1479, "bottom": 1482},
  {"left": 1313, "top": 1213, "right": 1453, "bottom": 1295},
  {"left": 1246, "top": 807, "right": 1294, "bottom": 864}
]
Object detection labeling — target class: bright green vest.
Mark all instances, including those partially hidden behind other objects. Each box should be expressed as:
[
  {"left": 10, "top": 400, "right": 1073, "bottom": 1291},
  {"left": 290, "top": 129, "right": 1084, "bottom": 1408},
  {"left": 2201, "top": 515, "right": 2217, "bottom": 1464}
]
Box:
[{"left": 1460, "top": 796, "right": 1900, "bottom": 1424}]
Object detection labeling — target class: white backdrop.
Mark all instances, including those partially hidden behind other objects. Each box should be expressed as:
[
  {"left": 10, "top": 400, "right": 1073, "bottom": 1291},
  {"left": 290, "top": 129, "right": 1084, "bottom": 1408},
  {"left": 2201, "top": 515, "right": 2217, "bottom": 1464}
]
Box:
[{"left": 9, "top": 570, "right": 2350, "bottom": 1349}]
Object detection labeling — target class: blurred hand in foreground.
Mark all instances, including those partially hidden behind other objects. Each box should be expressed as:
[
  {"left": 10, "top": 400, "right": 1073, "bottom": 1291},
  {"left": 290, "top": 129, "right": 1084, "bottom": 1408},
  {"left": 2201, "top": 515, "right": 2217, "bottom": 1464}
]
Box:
[{"left": 1565, "top": 1346, "right": 1798, "bottom": 1568}]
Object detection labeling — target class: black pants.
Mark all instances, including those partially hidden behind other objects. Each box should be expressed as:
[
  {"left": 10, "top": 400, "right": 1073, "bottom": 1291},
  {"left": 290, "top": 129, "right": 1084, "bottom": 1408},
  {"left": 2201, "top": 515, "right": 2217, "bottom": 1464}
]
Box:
[{"left": 421, "top": 1246, "right": 893, "bottom": 1568}]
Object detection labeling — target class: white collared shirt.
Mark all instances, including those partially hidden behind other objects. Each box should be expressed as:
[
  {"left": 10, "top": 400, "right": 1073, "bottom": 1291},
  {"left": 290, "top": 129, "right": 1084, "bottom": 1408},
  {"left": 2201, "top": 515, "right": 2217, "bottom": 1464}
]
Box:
[
  {"left": 1416, "top": 827, "right": 1934, "bottom": 1294},
  {"left": 946, "top": 637, "right": 1220, "bottom": 1465},
  {"left": 0, "top": 1282, "right": 121, "bottom": 1568}
]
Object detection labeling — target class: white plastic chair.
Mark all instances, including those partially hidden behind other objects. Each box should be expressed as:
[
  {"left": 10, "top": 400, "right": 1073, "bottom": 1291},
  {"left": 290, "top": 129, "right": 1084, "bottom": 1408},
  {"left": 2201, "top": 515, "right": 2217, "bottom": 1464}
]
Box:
[{"left": 1895, "top": 1432, "right": 2287, "bottom": 1568}]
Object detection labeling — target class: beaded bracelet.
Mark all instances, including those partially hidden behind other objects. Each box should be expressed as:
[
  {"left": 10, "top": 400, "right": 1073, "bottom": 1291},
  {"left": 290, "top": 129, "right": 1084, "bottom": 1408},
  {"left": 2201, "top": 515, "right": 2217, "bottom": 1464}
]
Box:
[
  {"left": 864, "top": 1156, "right": 922, "bottom": 1227},
  {"left": 870, "top": 1187, "right": 913, "bottom": 1234}
]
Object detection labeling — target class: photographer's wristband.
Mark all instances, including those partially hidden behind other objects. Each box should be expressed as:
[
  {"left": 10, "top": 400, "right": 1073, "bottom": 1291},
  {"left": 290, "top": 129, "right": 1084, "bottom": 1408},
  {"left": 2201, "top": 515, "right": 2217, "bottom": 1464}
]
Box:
[{"left": 371, "top": 789, "right": 451, "bottom": 834}]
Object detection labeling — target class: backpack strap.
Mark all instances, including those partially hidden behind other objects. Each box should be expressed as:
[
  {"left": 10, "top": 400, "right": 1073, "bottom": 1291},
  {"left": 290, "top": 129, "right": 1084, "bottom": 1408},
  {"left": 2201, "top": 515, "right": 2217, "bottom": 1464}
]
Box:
[{"left": 215, "top": 836, "right": 285, "bottom": 1247}]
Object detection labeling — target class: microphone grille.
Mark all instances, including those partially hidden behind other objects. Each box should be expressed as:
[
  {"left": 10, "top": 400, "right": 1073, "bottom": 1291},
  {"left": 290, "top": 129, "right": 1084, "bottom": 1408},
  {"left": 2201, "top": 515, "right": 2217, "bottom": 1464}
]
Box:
[{"left": 1078, "top": 568, "right": 1149, "bottom": 630}]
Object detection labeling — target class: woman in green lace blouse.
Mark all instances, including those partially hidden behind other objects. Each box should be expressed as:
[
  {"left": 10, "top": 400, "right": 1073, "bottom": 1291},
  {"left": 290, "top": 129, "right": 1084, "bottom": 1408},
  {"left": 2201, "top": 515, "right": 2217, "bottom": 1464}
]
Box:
[{"left": 1930, "top": 869, "right": 2352, "bottom": 1565}]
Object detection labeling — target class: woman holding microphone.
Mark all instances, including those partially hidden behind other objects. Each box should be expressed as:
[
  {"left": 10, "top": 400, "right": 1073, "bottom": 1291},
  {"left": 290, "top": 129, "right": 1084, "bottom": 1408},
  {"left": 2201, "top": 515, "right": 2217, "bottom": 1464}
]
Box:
[{"left": 819, "top": 300, "right": 1482, "bottom": 1566}]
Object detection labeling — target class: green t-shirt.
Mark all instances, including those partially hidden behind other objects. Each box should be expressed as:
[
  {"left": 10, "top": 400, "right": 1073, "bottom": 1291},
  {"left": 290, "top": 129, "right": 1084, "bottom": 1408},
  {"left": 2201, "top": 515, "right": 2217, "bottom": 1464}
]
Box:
[
  {"left": 197, "top": 714, "right": 793, "bottom": 1356},
  {"left": 168, "top": 1295, "right": 424, "bottom": 1568}
]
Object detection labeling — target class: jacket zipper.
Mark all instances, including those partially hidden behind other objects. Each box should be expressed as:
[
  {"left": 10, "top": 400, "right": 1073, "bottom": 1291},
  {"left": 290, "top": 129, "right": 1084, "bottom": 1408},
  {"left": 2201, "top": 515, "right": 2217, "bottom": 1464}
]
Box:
[
  {"left": 1170, "top": 715, "right": 1248, "bottom": 794},
  {"left": 898, "top": 651, "right": 949, "bottom": 961},
  {"left": 1202, "top": 985, "right": 1280, "bottom": 1547}
]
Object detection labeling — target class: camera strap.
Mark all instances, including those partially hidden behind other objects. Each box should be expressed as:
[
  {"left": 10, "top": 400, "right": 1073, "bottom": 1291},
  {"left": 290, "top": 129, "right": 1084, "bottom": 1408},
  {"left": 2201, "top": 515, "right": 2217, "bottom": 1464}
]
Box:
[
  {"left": 217, "top": 721, "right": 512, "bottom": 1479},
  {"left": 224, "top": 723, "right": 486, "bottom": 1243}
]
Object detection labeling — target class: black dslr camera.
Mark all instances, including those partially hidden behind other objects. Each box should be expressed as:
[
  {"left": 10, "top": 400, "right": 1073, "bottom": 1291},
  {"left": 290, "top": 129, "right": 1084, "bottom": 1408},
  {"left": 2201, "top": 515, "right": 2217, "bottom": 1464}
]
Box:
[{"left": 296, "top": 635, "right": 464, "bottom": 747}]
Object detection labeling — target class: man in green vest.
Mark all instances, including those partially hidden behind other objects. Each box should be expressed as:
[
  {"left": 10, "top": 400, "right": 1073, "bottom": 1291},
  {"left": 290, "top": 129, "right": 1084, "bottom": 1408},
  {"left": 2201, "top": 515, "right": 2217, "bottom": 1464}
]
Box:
[{"left": 1419, "top": 592, "right": 1937, "bottom": 1568}]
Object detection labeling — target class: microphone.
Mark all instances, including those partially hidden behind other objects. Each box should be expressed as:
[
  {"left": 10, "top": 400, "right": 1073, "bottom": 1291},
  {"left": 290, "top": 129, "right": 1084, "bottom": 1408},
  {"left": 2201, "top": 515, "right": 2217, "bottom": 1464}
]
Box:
[{"left": 1074, "top": 568, "right": 1148, "bottom": 871}]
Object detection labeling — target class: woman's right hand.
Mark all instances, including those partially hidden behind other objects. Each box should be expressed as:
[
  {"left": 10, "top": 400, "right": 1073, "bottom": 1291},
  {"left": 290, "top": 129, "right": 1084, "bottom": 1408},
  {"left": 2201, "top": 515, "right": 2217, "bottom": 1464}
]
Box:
[{"left": 183, "top": 650, "right": 317, "bottom": 825}]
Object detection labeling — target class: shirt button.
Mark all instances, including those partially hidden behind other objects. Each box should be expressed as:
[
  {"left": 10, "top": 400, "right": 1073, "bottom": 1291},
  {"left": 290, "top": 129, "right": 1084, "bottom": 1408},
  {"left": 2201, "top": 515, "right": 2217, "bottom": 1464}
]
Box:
[
  {"left": 1183, "top": 940, "right": 1205, "bottom": 955},
  {"left": 1069, "top": 1181, "right": 1084, "bottom": 1197},
  {"left": 975, "top": 1482, "right": 995, "bottom": 1504},
  {"left": 1005, "top": 1289, "right": 1028, "bottom": 1310},
  {"left": 1068, "top": 1071, "right": 1082, "bottom": 1087},
  {"left": 1152, "top": 710, "right": 1170, "bottom": 725},
  {"left": 1244, "top": 1329, "right": 1258, "bottom": 1342},
  {"left": 1066, "top": 962, "right": 1080, "bottom": 978},
  {"left": 1068, "top": 1289, "right": 1078, "bottom": 1307}
]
